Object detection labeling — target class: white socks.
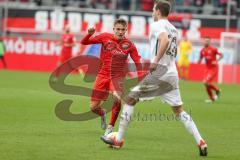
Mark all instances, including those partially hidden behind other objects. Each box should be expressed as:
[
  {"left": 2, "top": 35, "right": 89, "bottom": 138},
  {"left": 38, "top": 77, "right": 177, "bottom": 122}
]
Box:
[
  {"left": 179, "top": 111, "right": 203, "bottom": 145},
  {"left": 116, "top": 107, "right": 203, "bottom": 145},
  {"left": 116, "top": 104, "right": 134, "bottom": 142}
]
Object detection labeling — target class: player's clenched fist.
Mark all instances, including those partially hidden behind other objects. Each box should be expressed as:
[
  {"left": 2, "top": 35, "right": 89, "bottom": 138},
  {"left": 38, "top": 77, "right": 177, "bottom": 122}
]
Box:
[{"left": 88, "top": 27, "right": 96, "bottom": 35}]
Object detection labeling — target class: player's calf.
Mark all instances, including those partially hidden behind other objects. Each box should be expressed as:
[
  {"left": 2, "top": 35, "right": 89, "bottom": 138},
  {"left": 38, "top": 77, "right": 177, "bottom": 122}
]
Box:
[
  {"left": 175, "top": 108, "right": 208, "bottom": 156},
  {"left": 90, "top": 104, "right": 107, "bottom": 130},
  {"left": 204, "top": 83, "right": 216, "bottom": 102},
  {"left": 101, "top": 112, "right": 107, "bottom": 130},
  {"left": 109, "top": 99, "right": 121, "bottom": 127}
]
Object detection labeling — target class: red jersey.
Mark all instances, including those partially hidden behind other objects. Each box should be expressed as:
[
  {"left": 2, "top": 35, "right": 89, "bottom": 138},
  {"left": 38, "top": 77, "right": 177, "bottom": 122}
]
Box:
[
  {"left": 200, "top": 45, "right": 222, "bottom": 69},
  {"left": 81, "top": 32, "right": 141, "bottom": 78},
  {"left": 61, "top": 33, "right": 75, "bottom": 53}
]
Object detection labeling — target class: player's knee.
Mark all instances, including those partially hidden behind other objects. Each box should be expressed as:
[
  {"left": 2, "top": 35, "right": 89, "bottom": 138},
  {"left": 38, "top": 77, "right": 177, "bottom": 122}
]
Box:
[
  {"left": 124, "top": 96, "right": 137, "bottom": 105},
  {"left": 90, "top": 105, "right": 97, "bottom": 112},
  {"left": 113, "top": 98, "right": 121, "bottom": 110},
  {"left": 172, "top": 105, "right": 183, "bottom": 116},
  {"left": 113, "top": 95, "right": 121, "bottom": 104},
  {"left": 90, "top": 101, "right": 100, "bottom": 111}
]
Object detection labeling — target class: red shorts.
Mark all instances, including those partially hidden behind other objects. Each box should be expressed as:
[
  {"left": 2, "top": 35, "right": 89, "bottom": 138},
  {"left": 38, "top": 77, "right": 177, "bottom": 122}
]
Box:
[
  {"left": 60, "top": 49, "right": 72, "bottom": 63},
  {"left": 91, "top": 75, "right": 124, "bottom": 101},
  {"left": 203, "top": 67, "right": 218, "bottom": 83}
]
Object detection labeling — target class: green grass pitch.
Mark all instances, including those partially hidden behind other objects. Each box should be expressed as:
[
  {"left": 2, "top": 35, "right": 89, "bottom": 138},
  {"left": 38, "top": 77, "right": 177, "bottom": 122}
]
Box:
[{"left": 0, "top": 70, "right": 240, "bottom": 160}]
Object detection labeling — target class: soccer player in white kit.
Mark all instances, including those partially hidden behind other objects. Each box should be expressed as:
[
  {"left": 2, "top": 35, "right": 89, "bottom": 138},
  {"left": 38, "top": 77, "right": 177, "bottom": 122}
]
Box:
[{"left": 101, "top": 1, "right": 208, "bottom": 156}]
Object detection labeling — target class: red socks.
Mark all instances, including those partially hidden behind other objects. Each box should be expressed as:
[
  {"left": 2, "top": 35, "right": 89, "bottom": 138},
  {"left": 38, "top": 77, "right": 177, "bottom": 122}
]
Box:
[
  {"left": 209, "top": 83, "right": 219, "bottom": 92},
  {"left": 206, "top": 85, "right": 214, "bottom": 101},
  {"left": 205, "top": 83, "right": 219, "bottom": 101},
  {"left": 91, "top": 101, "right": 121, "bottom": 125},
  {"left": 109, "top": 101, "right": 121, "bottom": 126}
]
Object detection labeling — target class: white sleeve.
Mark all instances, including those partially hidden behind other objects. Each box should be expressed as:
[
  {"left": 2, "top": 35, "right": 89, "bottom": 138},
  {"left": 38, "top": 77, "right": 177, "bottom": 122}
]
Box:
[{"left": 154, "top": 23, "right": 167, "bottom": 37}]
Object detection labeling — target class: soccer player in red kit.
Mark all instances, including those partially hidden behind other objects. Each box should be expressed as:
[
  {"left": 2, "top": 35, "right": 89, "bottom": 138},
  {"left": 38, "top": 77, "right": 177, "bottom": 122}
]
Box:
[
  {"left": 54, "top": 25, "right": 76, "bottom": 80},
  {"left": 198, "top": 36, "right": 223, "bottom": 102},
  {"left": 80, "top": 18, "right": 142, "bottom": 135}
]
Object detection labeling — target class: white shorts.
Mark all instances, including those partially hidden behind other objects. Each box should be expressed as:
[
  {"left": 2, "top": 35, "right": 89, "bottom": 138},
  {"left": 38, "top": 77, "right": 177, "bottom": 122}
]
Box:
[
  {"left": 159, "top": 89, "right": 183, "bottom": 106},
  {"left": 128, "top": 65, "right": 183, "bottom": 106}
]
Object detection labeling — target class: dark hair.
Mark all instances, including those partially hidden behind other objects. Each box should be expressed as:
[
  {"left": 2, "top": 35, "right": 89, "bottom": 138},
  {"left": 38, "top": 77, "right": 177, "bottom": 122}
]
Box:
[
  {"left": 155, "top": 1, "right": 171, "bottom": 17},
  {"left": 114, "top": 18, "right": 127, "bottom": 27}
]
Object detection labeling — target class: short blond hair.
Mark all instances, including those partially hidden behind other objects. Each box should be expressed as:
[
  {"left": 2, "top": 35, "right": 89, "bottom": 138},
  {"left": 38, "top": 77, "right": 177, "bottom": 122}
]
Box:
[{"left": 114, "top": 18, "right": 128, "bottom": 27}]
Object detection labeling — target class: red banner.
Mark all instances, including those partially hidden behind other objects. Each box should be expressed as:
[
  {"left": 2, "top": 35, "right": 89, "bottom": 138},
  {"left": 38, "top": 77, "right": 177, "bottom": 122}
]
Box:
[{"left": 1, "top": 37, "right": 85, "bottom": 72}]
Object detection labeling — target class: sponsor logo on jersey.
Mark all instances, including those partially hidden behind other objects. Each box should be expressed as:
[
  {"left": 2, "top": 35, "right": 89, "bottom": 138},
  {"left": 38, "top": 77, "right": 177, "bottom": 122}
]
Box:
[
  {"left": 104, "top": 42, "right": 117, "bottom": 51},
  {"left": 120, "top": 41, "right": 131, "bottom": 50}
]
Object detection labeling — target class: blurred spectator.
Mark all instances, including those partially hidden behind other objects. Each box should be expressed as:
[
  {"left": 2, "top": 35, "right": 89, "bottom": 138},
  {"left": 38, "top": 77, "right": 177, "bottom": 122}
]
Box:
[
  {"left": 219, "top": 0, "right": 228, "bottom": 6},
  {"left": 219, "top": 0, "right": 238, "bottom": 14},
  {"left": 194, "top": 0, "right": 205, "bottom": 7},
  {"left": 117, "top": 0, "right": 131, "bottom": 10},
  {"left": 103, "top": 0, "right": 112, "bottom": 9},
  {"left": 203, "top": 0, "right": 214, "bottom": 14},
  {"left": 0, "top": 0, "right": 29, "bottom": 2},
  {"left": 90, "top": 0, "right": 97, "bottom": 8},
  {"left": 175, "top": 0, "right": 184, "bottom": 6},
  {"left": 183, "top": 0, "right": 193, "bottom": 6},
  {"left": 140, "top": 0, "right": 154, "bottom": 11},
  {"left": 3, "top": 0, "right": 239, "bottom": 14},
  {"left": 219, "top": 0, "right": 227, "bottom": 13},
  {"left": 58, "top": 0, "right": 68, "bottom": 7},
  {"left": 34, "top": 0, "right": 42, "bottom": 6},
  {"left": 79, "top": 0, "right": 87, "bottom": 7},
  {"left": 20, "top": 0, "right": 29, "bottom": 2},
  {"left": 212, "top": 0, "right": 219, "bottom": 7},
  {"left": 90, "top": 0, "right": 111, "bottom": 9}
]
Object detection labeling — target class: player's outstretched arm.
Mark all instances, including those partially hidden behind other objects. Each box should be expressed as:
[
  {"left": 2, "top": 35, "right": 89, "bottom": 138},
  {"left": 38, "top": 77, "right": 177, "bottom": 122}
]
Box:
[
  {"left": 80, "top": 27, "right": 103, "bottom": 45},
  {"left": 150, "top": 32, "right": 169, "bottom": 73},
  {"left": 80, "top": 27, "right": 95, "bottom": 45}
]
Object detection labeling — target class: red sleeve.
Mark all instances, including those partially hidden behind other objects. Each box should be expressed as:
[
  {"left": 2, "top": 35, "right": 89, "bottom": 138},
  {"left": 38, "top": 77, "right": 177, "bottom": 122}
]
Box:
[
  {"left": 129, "top": 44, "right": 143, "bottom": 81},
  {"left": 80, "top": 33, "right": 105, "bottom": 45}
]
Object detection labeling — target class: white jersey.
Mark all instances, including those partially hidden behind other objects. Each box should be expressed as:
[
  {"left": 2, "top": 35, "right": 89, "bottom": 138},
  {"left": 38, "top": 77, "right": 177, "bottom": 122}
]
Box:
[{"left": 149, "top": 19, "right": 179, "bottom": 76}]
